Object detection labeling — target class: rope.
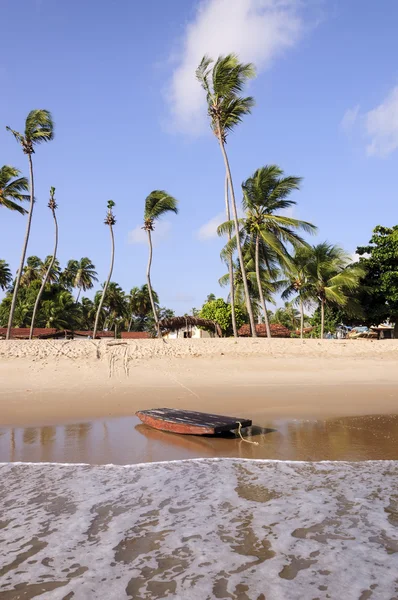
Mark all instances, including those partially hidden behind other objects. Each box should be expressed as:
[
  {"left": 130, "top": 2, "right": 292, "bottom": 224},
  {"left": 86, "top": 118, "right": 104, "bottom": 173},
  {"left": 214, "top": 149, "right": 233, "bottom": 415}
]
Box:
[{"left": 237, "top": 421, "right": 259, "bottom": 445}]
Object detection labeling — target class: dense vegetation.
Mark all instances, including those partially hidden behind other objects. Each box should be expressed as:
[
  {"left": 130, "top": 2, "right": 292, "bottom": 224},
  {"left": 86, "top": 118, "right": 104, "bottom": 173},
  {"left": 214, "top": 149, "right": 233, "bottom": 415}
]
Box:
[{"left": 1, "top": 56, "right": 397, "bottom": 338}]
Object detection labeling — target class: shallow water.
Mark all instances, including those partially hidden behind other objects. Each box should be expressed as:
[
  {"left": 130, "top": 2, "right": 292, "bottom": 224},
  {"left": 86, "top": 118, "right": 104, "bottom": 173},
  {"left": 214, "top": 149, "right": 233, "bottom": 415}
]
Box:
[
  {"left": 1, "top": 414, "right": 398, "bottom": 464},
  {"left": 0, "top": 459, "right": 398, "bottom": 599}
]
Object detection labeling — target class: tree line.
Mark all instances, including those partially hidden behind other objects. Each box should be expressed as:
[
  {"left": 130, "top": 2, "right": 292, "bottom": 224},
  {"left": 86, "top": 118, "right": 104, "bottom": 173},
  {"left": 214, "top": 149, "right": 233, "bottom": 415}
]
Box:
[{"left": 1, "top": 55, "right": 397, "bottom": 339}]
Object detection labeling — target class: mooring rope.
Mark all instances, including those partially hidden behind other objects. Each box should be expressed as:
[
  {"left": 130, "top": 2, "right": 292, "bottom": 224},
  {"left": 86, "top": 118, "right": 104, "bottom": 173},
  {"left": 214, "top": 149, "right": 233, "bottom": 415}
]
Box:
[{"left": 237, "top": 421, "right": 259, "bottom": 445}]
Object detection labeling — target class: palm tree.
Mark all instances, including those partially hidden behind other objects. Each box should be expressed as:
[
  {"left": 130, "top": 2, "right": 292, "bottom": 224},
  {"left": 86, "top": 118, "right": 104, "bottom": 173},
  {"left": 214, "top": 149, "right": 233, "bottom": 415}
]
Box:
[
  {"left": 20, "top": 256, "right": 43, "bottom": 287},
  {"left": 281, "top": 247, "right": 313, "bottom": 338},
  {"left": 62, "top": 258, "right": 98, "bottom": 301},
  {"left": 305, "top": 243, "right": 365, "bottom": 338},
  {"left": 219, "top": 165, "right": 316, "bottom": 337},
  {"left": 128, "top": 285, "right": 158, "bottom": 331},
  {"left": 30, "top": 187, "right": 58, "bottom": 339},
  {"left": 196, "top": 54, "right": 257, "bottom": 336},
  {"left": 5, "top": 109, "right": 54, "bottom": 339},
  {"left": 0, "top": 166, "right": 29, "bottom": 214},
  {"left": 41, "top": 290, "right": 81, "bottom": 330},
  {"left": 272, "top": 301, "right": 301, "bottom": 331},
  {"left": 143, "top": 190, "right": 178, "bottom": 338},
  {"left": 94, "top": 282, "right": 126, "bottom": 335},
  {"left": 80, "top": 297, "right": 96, "bottom": 330},
  {"left": 93, "top": 201, "right": 116, "bottom": 340},
  {"left": 0, "top": 260, "right": 12, "bottom": 291},
  {"left": 224, "top": 176, "right": 237, "bottom": 337}
]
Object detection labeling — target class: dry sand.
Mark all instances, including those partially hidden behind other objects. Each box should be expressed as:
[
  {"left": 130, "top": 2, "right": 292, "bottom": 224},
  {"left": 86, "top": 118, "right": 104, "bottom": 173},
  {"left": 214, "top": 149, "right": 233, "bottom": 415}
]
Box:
[{"left": 1, "top": 338, "right": 398, "bottom": 426}]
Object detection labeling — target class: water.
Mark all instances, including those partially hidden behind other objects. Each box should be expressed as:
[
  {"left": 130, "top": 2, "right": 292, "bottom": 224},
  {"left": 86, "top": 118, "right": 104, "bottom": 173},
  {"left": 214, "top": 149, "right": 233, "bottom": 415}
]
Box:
[
  {"left": 1, "top": 414, "right": 398, "bottom": 464},
  {"left": 0, "top": 459, "right": 398, "bottom": 599}
]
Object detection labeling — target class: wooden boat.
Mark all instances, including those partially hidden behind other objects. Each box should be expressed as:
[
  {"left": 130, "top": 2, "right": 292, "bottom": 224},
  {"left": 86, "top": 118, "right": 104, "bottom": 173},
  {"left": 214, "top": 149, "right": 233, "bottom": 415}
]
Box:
[{"left": 135, "top": 408, "right": 252, "bottom": 436}]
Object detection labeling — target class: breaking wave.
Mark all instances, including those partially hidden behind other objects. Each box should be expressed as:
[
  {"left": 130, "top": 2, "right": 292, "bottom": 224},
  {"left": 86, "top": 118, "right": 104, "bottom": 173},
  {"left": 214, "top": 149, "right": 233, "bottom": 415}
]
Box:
[{"left": 1, "top": 458, "right": 398, "bottom": 599}]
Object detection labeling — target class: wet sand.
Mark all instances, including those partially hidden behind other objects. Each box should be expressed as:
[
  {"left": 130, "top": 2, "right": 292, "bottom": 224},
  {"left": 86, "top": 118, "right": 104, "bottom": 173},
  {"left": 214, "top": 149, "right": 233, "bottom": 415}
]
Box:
[{"left": 1, "top": 413, "right": 398, "bottom": 464}]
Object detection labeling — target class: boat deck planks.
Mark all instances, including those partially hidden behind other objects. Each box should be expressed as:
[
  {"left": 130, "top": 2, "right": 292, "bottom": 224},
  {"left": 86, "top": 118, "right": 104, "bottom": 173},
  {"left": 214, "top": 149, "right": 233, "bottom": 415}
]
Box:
[{"left": 135, "top": 408, "right": 252, "bottom": 435}]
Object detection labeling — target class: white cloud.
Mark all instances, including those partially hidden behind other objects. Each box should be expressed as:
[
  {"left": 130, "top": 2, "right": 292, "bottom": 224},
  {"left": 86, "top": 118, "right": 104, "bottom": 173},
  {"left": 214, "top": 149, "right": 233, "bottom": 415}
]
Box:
[
  {"left": 340, "top": 104, "right": 360, "bottom": 132},
  {"left": 365, "top": 86, "right": 398, "bottom": 157},
  {"left": 197, "top": 212, "right": 225, "bottom": 240},
  {"left": 167, "top": 0, "right": 304, "bottom": 134},
  {"left": 128, "top": 221, "right": 172, "bottom": 245}
]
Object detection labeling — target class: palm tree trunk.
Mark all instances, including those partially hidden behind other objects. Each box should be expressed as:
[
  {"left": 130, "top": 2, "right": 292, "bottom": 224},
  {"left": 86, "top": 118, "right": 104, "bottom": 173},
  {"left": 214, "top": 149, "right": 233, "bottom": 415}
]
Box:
[
  {"left": 128, "top": 313, "right": 134, "bottom": 332},
  {"left": 6, "top": 153, "right": 35, "bottom": 339},
  {"left": 224, "top": 175, "right": 237, "bottom": 338},
  {"left": 29, "top": 209, "right": 58, "bottom": 339},
  {"left": 146, "top": 230, "right": 160, "bottom": 338},
  {"left": 300, "top": 298, "right": 304, "bottom": 339},
  {"left": 320, "top": 300, "right": 325, "bottom": 339},
  {"left": 75, "top": 288, "right": 81, "bottom": 303},
  {"left": 93, "top": 225, "right": 114, "bottom": 339},
  {"left": 255, "top": 233, "right": 271, "bottom": 338},
  {"left": 217, "top": 136, "right": 257, "bottom": 337}
]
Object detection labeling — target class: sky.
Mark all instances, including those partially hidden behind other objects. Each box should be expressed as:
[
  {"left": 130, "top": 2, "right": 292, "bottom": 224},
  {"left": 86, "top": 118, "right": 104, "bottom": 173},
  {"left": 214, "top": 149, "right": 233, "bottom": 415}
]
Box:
[{"left": 1, "top": 0, "right": 397, "bottom": 314}]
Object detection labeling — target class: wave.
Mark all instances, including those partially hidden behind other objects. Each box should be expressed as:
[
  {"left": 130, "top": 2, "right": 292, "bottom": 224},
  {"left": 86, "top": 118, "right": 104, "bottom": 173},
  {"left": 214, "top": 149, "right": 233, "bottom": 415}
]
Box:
[{"left": 1, "top": 459, "right": 398, "bottom": 599}]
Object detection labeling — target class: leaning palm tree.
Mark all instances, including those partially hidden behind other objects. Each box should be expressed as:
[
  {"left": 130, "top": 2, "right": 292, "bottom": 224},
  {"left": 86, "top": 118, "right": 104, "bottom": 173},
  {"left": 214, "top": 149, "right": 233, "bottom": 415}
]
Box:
[
  {"left": 5, "top": 109, "right": 54, "bottom": 339},
  {"left": 305, "top": 243, "right": 365, "bottom": 338},
  {"left": 196, "top": 54, "right": 257, "bottom": 336},
  {"left": 93, "top": 201, "right": 116, "bottom": 340},
  {"left": 143, "top": 190, "right": 178, "bottom": 338},
  {"left": 219, "top": 165, "right": 316, "bottom": 337},
  {"left": 0, "top": 260, "right": 12, "bottom": 291},
  {"left": 0, "top": 166, "right": 29, "bottom": 214},
  {"left": 29, "top": 187, "right": 58, "bottom": 339}
]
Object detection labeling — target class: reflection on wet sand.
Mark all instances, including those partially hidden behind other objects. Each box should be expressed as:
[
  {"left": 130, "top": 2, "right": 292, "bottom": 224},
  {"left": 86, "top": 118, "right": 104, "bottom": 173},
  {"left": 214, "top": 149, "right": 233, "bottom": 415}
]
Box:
[{"left": 1, "top": 413, "right": 398, "bottom": 464}]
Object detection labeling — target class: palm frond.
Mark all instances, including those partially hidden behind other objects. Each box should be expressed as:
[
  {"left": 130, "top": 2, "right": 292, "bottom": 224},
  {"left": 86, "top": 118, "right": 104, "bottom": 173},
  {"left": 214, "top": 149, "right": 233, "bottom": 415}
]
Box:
[
  {"left": 144, "top": 190, "right": 178, "bottom": 221},
  {"left": 25, "top": 109, "right": 54, "bottom": 144}
]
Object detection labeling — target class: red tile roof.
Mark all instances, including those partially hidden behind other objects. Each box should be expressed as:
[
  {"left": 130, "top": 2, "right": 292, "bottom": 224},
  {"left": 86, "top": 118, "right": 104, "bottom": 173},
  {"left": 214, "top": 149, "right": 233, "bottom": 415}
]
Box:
[{"left": 121, "top": 331, "right": 151, "bottom": 339}]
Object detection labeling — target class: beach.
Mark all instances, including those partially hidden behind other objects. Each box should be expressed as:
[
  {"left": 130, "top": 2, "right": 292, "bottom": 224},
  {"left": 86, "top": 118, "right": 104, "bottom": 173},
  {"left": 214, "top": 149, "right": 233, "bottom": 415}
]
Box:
[
  {"left": 1, "top": 339, "right": 398, "bottom": 599},
  {"left": 1, "top": 338, "right": 398, "bottom": 428}
]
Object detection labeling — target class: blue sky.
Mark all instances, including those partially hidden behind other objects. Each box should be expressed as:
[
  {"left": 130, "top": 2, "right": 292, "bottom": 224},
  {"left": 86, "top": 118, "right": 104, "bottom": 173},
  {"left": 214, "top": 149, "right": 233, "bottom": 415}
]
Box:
[{"left": 1, "top": 0, "right": 397, "bottom": 314}]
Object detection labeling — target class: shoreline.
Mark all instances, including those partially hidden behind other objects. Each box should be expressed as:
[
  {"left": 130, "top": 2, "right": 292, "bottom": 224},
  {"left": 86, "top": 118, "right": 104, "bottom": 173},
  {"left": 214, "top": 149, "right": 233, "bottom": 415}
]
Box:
[{"left": 1, "top": 339, "right": 398, "bottom": 427}]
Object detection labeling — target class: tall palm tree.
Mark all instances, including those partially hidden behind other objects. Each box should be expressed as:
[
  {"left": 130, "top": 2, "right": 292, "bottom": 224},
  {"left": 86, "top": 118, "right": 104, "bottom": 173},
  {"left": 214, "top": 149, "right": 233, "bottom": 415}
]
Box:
[
  {"left": 224, "top": 176, "right": 237, "bottom": 337},
  {"left": 305, "top": 243, "right": 365, "bottom": 338},
  {"left": 5, "top": 109, "right": 54, "bottom": 339},
  {"left": 0, "top": 260, "right": 12, "bottom": 291},
  {"left": 143, "top": 190, "right": 178, "bottom": 338},
  {"left": 30, "top": 187, "right": 58, "bottom": 339},
  {"left": 219, "top": 165, "right": 316, "bottom": 337},
  {"left": 196, "top": 54, "right": 257, "bottom": 336},
  {"left": 0, "top": 166, "right": 29, "bottom": 214},
  {"left": 128, "top": 284, "right": 158, "bottom": 331},
  {"left": 62, "top": 257, "right": 98, "bottom": 301},
  {"left": 93, "top": 201, "right": 116, "bottom": 340}
]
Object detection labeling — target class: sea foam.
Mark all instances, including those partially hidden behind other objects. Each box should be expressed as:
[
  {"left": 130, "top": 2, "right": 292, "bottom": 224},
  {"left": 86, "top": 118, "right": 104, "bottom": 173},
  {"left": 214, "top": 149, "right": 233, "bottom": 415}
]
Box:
[{"left": 0, "top": 459, "right": 397, "bottom": 599}]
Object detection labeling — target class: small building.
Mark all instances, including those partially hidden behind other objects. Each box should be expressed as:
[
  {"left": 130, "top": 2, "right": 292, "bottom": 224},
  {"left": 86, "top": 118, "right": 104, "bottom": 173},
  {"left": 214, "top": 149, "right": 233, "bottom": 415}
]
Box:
[{"left": 159, "top": 316, "right": 222, "bottom": 339}]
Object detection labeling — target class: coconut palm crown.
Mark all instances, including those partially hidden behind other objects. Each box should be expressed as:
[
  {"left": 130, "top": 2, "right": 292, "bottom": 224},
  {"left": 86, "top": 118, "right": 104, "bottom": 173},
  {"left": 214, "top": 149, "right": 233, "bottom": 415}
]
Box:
[
  {"left": 6, "top": 109, "right": 54, "bottom": 154},
  {"left": 143, "top": 190, "right": 178, "bottom": 230},
  {"left": 196, "top": 54, "right": 255, "bottom": 141},
  {"left": 0, "top": 166, "right": 29, "bottom": 214}
]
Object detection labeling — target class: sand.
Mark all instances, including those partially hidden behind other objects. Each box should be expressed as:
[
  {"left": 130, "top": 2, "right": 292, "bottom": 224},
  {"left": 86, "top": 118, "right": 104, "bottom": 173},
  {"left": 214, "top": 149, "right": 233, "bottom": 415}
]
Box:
[{"left": 1, "top": 338, "right": 398, "bottom": 426}]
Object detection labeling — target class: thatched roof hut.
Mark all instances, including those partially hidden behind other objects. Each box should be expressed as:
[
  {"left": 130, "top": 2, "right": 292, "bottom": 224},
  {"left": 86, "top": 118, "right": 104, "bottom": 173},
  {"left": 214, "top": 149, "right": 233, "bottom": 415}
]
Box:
[
  {"left": 238, "top": 323, "right": 291, "bottom": 338},
  {"left": 159, "top": 316, "right": 222, "bottom": 338}
]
